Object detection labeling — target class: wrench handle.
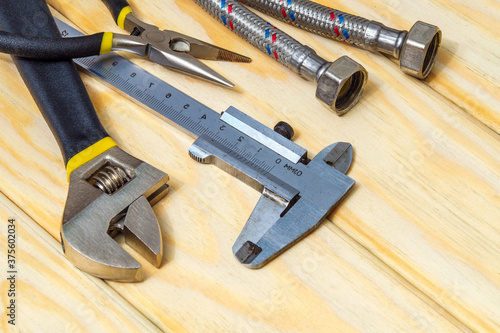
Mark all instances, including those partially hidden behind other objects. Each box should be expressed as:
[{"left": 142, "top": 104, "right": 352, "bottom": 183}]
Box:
[{"left": 0, "top": 0, "right": 110, "bottom": 166}]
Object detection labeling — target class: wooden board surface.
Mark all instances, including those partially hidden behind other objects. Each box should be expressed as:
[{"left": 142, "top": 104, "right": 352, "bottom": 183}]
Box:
[{"left": 1, "top": 0, "right": 499, "bottom": 331}]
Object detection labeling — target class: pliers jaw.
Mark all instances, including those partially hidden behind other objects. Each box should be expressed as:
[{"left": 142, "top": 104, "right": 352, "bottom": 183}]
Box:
[
  {"left": 61, "top": 146, "right": 169, "bottom": 282},
  {"left": 111, "top": 14, "right": 250, "bottom": 87}
]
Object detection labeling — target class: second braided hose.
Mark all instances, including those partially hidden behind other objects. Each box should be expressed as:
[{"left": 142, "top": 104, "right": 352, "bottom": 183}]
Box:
[
  {"left": 240, "top": 0, "right": 372, "bottom": 48},
  {"left": 193, "top": 0, "right": 308, "bottom": 69},
  {"left": 194, "top": 0, "right": 368, "bottom": 115}
]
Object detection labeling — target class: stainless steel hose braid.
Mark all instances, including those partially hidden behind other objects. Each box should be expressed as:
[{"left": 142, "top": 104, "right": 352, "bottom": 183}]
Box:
[
  {"left": 240, "top": 0, "right": 442, "bottom": 79},
  {"left": 194, "top": 0, "right": 368, "bottom": 115}
]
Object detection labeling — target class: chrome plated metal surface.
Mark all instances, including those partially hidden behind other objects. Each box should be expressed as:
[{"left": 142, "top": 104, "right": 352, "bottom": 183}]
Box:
[
  {"left": 112, "top": 14, "right": 251, "bottom": 87},
  {"left": 241, "top": 0, "right": 441, "bottom": 79},
  {"left": 61, "top": 146, "right": 169, "bottom": 282},
  {"left": 58, "top": 20, "right": 355, "bottom": 269},
  {"left": 194, "top": 0, "right": 367, "bottom": 115}
]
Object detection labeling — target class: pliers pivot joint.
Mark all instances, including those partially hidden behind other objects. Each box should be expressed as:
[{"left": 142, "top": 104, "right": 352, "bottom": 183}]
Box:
[{"left": 110, "top": 13, "right": 251, "bottom": 87}]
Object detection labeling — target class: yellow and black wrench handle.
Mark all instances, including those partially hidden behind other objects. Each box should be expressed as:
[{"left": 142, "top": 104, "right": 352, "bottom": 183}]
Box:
[{"left": 0, "top": 0, "right": 117, "bottom": 180}]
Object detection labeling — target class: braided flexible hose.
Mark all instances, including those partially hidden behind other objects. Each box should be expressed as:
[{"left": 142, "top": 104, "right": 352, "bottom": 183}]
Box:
[
  {"left": 194, "top": 0, "right": 368, "bottom": 115},
  {"left": 239, "top": 0, "right": 442, "bottom": 79},
  {"left": 194, "top": 0, "right": 306, "bottom": 69},
  {"left": 240, "top": 0, "right": 370, "bottom": 47}
]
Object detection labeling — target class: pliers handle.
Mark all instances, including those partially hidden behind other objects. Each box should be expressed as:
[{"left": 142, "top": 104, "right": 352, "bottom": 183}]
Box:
[
  {"left": 102, "top": 0, "right": 133, "bottom": 29},
  {"left": 101, "top": 0, "right": 251, "bottom": 87},
  {"left": 0, "top": 0, "right": 250, "bottom": 87}
]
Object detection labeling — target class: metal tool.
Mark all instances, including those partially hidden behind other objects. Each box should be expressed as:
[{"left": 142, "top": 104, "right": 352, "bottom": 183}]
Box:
[
  {"left": 194, "top": 0, "right": 368, "bottom": 116},
  {"left": 62, "top": 145, "right": 169, "bottom": 281},
  {"left": 58, "top": 20, "right": 356, "bottom": 268},
  {"left": 0, "top": 0, "right": 169, "bottom": 282},
  {"left": 240, "top": 0, "right": 442, "bottom": 79},
  {"left": 0, "top": 0, "right": 250, "bottom": 87}
]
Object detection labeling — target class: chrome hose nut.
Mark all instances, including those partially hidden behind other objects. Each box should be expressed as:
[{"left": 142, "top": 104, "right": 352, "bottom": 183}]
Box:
[
  {"left": 316, "top": 56, "right": 368, "bottom": 116},
  {"left": 291, "top": 47, "right": 368, "bottom": 116},
  {"left": 400, "top": 21, "right": 442, "bottom": 79},
  {"left": 195, "top": 0, "right": 368, "bottom": 114},
  {"left": 238, "top": 0, "right": 442, "bottom": 79}
]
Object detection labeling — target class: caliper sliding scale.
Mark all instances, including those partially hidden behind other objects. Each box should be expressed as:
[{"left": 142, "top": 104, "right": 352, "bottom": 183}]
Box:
[{"left": 57, "top": 20, "right": 355, "bottom": 268}]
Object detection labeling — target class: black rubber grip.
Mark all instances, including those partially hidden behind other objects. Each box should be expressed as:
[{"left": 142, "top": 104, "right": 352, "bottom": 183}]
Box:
[
  {"left": 0, "top": 0, "right": 109, "bottom": 164},
  {"left": 0, "top": 31, "right": 104, "bottom": 59},
  {"left": 102, "top": 0, "right": 131, "bottom": 23}
]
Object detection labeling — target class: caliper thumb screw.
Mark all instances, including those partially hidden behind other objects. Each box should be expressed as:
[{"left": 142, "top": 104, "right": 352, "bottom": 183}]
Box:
[{"left": 274, "top": 121, "right": 295, "bottom": 140}]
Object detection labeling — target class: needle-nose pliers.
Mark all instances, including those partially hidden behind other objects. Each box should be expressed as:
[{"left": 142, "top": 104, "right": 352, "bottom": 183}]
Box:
[{"left": 0, "top": 0, "right": 251, "bottom": 87}]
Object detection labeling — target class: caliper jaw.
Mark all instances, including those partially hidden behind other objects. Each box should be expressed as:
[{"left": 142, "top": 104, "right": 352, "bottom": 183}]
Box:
[
  {"left": 233, "top": 187, "right": 296, "bottom": 265},
  {"left": 61, "top": 146, "right": 169, "bottom": 282},
  {"left": 189, "top": 106, "right": 355, "bottom": 268},
  {"left": 232, "top": 143, "right": 355, "bottom": 268}
]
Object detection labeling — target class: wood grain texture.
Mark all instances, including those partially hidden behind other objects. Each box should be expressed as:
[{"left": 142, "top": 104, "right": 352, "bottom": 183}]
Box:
[
  {"left": 0, "top": 0, "right": 498, "bottom": 331},
  {"left": 0, "top": 194, "right": 161, "bottom": 332},
  {"left": 322, "top": 0, "right": 500, "bottom": 134}
]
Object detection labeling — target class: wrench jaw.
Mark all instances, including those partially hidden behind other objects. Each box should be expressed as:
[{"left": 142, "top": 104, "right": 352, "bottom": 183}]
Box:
[
  {"left": 61, "top": 225, "right": 144, "bottom": 282},
  {"left": 60, "top": 146, "right": 169, "bottom": 282},
  {"left": 232, "top": 143, "right": 356, "bottom": 268},
  {"left": 121, "top": 196, "right": 163, "bottom": 267}
]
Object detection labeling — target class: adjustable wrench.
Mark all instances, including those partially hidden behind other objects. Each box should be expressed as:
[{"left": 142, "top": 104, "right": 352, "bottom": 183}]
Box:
[
  {"left": 57, "top": 19, "right": 357, "bottom": 268},
  {"left": 0, "top": 0, "right": 168, "bottom": 281}
]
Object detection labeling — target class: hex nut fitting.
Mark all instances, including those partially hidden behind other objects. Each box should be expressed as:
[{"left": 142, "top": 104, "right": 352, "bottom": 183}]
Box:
[
  {"left": 316, "top": 56, "right": 368, "bottom": 116},
  {"left": 400, "top": 21, "right": 442, "bottom": 79}
]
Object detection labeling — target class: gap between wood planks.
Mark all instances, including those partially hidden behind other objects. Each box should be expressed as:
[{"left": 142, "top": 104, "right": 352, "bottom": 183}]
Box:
[
  {"left": 0, "top": 169, "right": 472, "bottom": 332},
  {"left": 4, "top": 5, "right": 496, "bottom": 331},
  {"left": 0, "top": 190, "right": 163, "bottom": 332},
  {"left": 324, "top": 220, "right": 472, "bottom": 332}
]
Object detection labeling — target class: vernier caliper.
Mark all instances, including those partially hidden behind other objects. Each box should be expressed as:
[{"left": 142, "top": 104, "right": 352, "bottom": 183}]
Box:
[{"left": 57, "top": 19, "right": 355, "bottom": 268}]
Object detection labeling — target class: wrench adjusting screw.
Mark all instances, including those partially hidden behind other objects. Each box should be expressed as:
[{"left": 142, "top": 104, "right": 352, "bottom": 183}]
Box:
[{"left": 91, "top": 165, "right": 131, "bottom": 194}]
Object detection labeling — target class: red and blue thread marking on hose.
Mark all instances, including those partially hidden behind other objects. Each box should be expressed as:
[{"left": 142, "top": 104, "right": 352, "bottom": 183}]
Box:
[
  {"left": 280, "top": 0, "right": 296, "bottom": 21},
  {"left": 220, "top": 0, "right": 355, "bottom": 60},
  {"left": 276, "top": 0, "right": 354, "bottom": 45},
  {"left": 265, "top": 24, "right": 279, "bottom": 59},
  {"left": 221, "top": 0, "right": 280, "bottom": 60},
  {"left": 331, "top": 11, "right": 352, "bottom": 43},
  {"left": 221, "top": 0, "right": 234, "bottom": 30}
]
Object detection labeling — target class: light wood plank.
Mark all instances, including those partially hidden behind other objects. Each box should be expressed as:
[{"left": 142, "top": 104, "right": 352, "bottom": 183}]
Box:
[
  {"left": 0, "top": 193, "right": 161, "bottom": 332},
  {"left": 312, "top": 0, "right": 500, "bottom": 133},
  {"left": 0, "top": 26, "right": 462, "bottom": 333},
  {"left": 0, "top": 182, "right": 463, "bottom": 332},
  {"left": 0, "top": 0, "right": 498, "bottom": 331}
]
